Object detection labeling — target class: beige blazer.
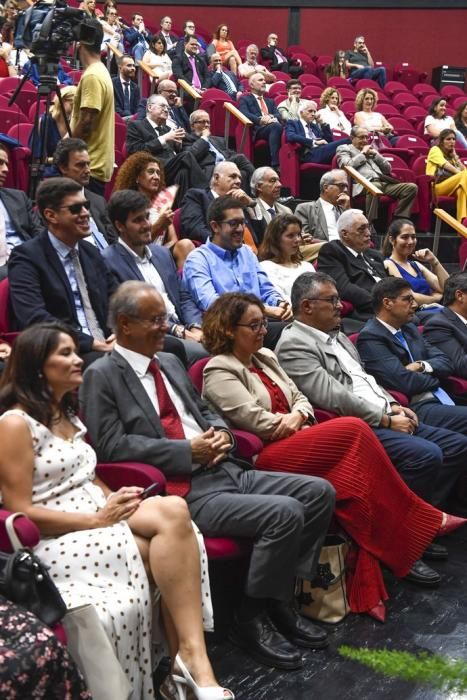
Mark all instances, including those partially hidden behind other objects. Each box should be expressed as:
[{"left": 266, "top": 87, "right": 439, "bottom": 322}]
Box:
[{"left": 202, "top": 347, "right": 315, "bottom": 441}]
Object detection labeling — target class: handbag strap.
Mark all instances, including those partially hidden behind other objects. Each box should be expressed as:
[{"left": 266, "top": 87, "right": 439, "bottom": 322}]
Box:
[{"left": 4, "top": 512, "right": 28, "bottom": 552}]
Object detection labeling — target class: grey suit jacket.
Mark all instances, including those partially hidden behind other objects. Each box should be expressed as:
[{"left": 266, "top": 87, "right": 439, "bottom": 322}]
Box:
[
  {"left": 336, "top": 143, "right": 392, "bottom": 196},
  {"left": 294, "top": 200, "right": 345, "bottom": 240},
  {"left": 276, "top": 321, "right": 394, "bottom": 426},
  {"left": 80, "top": 349, "right": 231, "bottom": 479},
  {"left": 250, "top": 200, "right": 292, "bottom": 226}
]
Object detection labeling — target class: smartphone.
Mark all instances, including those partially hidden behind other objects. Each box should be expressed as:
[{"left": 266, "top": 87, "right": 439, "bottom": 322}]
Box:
[{"left": 140, "top": 482, "right": 159, "bottom": 500}]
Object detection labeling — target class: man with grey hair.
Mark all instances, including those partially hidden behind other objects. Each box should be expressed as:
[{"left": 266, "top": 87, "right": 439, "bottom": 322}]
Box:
[
  {"left": 157, "top": 79, "right": 190, "bottom": 131},
  {"left": 336, "top": 126, "right": 418, "bottom": 219},
  {"left": 344, "top": 35, "right": 386, "bottom": 88},
  {"left": 238, "top": 44, "right": 275, "bottom": 82},
  {"left": 295, "top": 169, "right": 351, "bottom": 244},
  {"left": 81, "top": 280, "right": 336, "bottom": 670},
  {"left": 209, "top": 53, "right": 243, "bottom": 100},
  {"left": 285, "top": 101, "right": 349, "bottom": 164},
  {"left": 317, "top": 208, "right": 387, "bottom": 321},
  {"left": 239, "top": 73, "right": 283, "bottom": 170}
]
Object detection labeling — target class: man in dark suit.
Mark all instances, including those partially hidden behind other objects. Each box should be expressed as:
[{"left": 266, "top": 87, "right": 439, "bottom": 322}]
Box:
[
  {"left": 423, "top": 272, "right": 467, "bottom": 379},
  {"left": 104, "top": 189, "right": 207, "bottom": 365},
  {"left": 239, "top": 72, "right": 284, "bottom": 170},
  {"left": 0, "top": 145, "right": 42, "bottom": 280},
  {"left": 123, "top": 13, "right": 153, "bottom": 62},
  {"left": 157, "top": 80, "right": 191, "bottom": 131},
  {"left": 8, "top": 178, "right": 117, "bottom": 365},
  {"left": 357, "top": 277, "right": 467, "bottom": 433},
  {"left": 260, "top": 33, "right": 302, "bottom": 77},
  {"left": 112, "top": 55, "right": 141, "bottom": 119},
  {"left": 126, "top": 95, "right": 211, "bottom": 203},
  {"left": 171, "top": 36, "right": 211, "bottom": 91},
  {"left": 295, "top": 169, "right": 351, "bottom": 247},
  {"left": 317, "top": 208, "right": 387, "bottom": 321},
  {"left": 285, "top": 101, "right": 349, "bottom": 164},
  {"left": 80, "top": 280, "right": 335, "bottom": 670},
  {"left": 157, "top": 15, "right": 178, "bottom": 51},
  {"left": 53, "top": 138, "right": 117, "bottom": 247},
  {"left": 209, "top": 53, "right": 243, "bottom": 100}
]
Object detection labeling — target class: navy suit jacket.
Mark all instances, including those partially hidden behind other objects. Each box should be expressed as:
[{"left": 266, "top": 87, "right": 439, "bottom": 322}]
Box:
[
  {"left": 123, "top": 26, "right": 153, "bottom": 53},
  {"left": 423, "top": 307, "right": 467, "bottom": 379},
  {"left": 102, "top": 242, "right": 201, "bottom": 326},
  {"left": 112, "top": 76, "right": 141, "bottom": 117},
  {"left": 238, "top": 93, "right": 282, "bottom": 131},
  {"left": 210, "top": 68, "right": 242, "bottom": 95},
  {"left": 357, "top": 318, "right": 454, "bottom": 399},
  {"left": 8, "top": 230, "right": 117, "bottom": 354},
  {"left": 285, "top": 119, "right": 333, "bottom": 149}
]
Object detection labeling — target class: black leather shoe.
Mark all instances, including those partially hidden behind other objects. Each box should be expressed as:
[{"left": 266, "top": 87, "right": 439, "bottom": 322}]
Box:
[
  {"left": 404, "top": 559, "right": 441, "bottom": 586},
  {"left": 229, "top": 611, "right": 302, "bottom": 670},
  {"left": 422, "top": 542, "right": 448, "bottom": 562},
  {"left": 268, "top": 601, "right": 329, "bottom": 650}
]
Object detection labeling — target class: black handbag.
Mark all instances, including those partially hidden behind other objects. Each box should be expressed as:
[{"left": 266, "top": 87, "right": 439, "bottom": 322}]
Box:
[{"left": 0, "top": 512, "right": 67, "bottom": 627}]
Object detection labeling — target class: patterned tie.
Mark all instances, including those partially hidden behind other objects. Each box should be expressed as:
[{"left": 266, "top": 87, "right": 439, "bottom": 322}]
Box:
[
  {"left": 0, "top": 209, "right": 8, "bottom": 266},
  {"left": 147, "top": 359, "right": 192, "bottom": 497},
  {"left": 222, "top": 71, "right": 237, "bottom": 97},
  {"left": 393, "top": 330, "right": 455, "bottom": 405},
  {"left": 68, "top": 249, "right": 105, "bottom": 341},
  {"left": 123, "top": 81, "right": 130, "bottom": 113},
  {"left": 267, "top": 207, "right": 276, "bottom": 219},
  {"left": 188, "top": 56, "right": 201, "bottom": 89}
]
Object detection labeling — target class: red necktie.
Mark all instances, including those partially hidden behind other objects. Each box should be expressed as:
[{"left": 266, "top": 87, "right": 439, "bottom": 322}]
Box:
[{"left": 148, "top": 359, "right": 191, "bottom": 497}]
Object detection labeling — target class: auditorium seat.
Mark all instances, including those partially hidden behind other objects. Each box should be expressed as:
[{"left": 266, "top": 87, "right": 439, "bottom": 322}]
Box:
[
  {"left": 279, "top": 133, "right": 330, "bottom": 197},
  {"left": 375, "top": 104, "right": 401, "bottom": 118},
  {"left": 6, "top": 122, "right": 34, "bottom": 146},
  {"left": 412, "top": 83, "right": 439, "bottom": 100},
  {"left": 287, "top": 45, "right": 313, "bottom": 60},
  {"left": 440, "top": 85, "right": 466, "bottom": 101},
  {"left": 392, "top": 93, "right": 420, "bottom": 110},
  {"left": 393, "top": 63, "right": 428, "bottom": 89},
  {"left": 354, "top": 78, "right": 380, "bottom": 91},
  {"left": 395, "top": 134, "right": 429, "bottom": 161},
  {"left": 412, "top": 155, "right": 455, "bottom": 232},
  {"left": 301, "top": 85, "right": 322, "bottom": 100},
  {"left": 326, "top": 76, "right": 352, "bottom": 90},
  {"left": 384, "top": 81, "right": 410, "bottom": 97},
  {"left": 452, "top": 95, "right": 467, "bottom": 110},
  {"left": 299, "top": 73, "right": 324, "bottom": 88},
  {"left": 385, "top": 116, "right": 417, "bottom": 135},
  {"left": 290, "top": 53, "right": 316, "bottom": 74},
  {"left": 402, "top": 104, "right": 427, "bottom": 125}
]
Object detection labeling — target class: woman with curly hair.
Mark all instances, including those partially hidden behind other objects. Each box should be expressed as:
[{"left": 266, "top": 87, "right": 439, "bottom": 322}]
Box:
[
  {"left": 113, "top": 151, "right": 194, "bottom": 269},
  {"left": 318, "top": 87, "right": 352, "bottom": 134},
  {"left": 210, "top": 24, "right": 241, "bottom": 73},
  {"left": 354, "top": 88, "right": 397, "bottom": 145}
]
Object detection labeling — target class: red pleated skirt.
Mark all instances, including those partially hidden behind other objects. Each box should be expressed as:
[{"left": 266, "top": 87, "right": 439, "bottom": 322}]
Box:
[{"left": 254, "top": 417, "right": 442, "bottom": 614}]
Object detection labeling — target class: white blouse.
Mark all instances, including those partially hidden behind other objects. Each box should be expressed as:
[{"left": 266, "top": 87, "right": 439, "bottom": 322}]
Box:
[
  {"left": 317, "top": 106, "right": 352, "bottom": 134},
  {"left": 260, "top": 260, "right": 315, "bottom": 303}
]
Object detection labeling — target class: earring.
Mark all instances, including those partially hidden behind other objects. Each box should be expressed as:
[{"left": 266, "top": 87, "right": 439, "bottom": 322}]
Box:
[{"left": 38, "top": 372, "right": 44, "bottom": 379}]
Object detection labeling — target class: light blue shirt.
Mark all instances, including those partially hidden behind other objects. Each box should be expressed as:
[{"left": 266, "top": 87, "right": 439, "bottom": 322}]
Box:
[
  {"left": 0, "top": 198, "right": 23, "bottom": 251},
  {"left": 182, "top": 239, "right": 283, "bottom": 312},
  {"left": 47, "top": 231, "right": 91, "bottom": 336}
]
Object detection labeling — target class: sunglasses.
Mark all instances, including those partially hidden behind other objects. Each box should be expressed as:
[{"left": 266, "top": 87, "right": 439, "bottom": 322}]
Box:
[{"left": 56, "top": 200, "right": 91, "bottom": 215}]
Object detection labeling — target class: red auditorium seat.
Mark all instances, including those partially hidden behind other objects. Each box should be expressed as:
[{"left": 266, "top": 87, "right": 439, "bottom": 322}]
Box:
[
  {"left": 412, "top": 83, "right": 439, "bottom": 100},
  {"left": 271, "top": 70, "right": 290, "bottom": 82},
  {"left": 279, "top": 133, "right": 330, "bottom": 197},
  {"left": 412, "top": 155, "right": 456, "bottom": 232},
  {"left": 395, "top": 134, "right": 429, "bottom": 161},
  {"left": 354, "top": 78, "right": 380, "bottom": 91},
  {"left": 301, "top": 85, "right": 322, "bottom": 100},
  {"left": 6, "top": 122, "right": 33, "bottom": 146},
  {"left": 0, "top": 278, "right": 19, "bottom": 345},
  {"left": 287, "top": 45, "right": 313, "bottom": 59},
  {"left": 326, "top": 76, "right": 352, "bottom": 90},
  {"left": 314, "top": 55, "right": 332, "bottom": 82},
  {"left": 393, "top": 63, "right": 428, "bottom": 89},
  {"left": 337, "top": 87, "right": 358, "bottom": 101},
  {"left": 452, "top": 95, "right": 467, "bottom": 110},
  {"left": 299, "top": 73, "right": 324, "bottom": 88},
  {"left": 386, "top": 116, "right": 417, "bottom": 135},
  {"left": 402, "top": 104, "right": 427, "bottom": 125},
  {"left": 291, "top": 53, "right": 316, "bottom": 75},
  {"left": 392, "top": 93, "right": 420, "bottom": 109},
  {"left": 375, "top": 104, "right": 401, "bottom": 118},
  {"left": 267, "top": 81, "right": 287, "bottom": 97},
  {"left": 440, "top": 85, "right": 466, "bottom": 101},
  {"left": 384, "top": 81, "right": 410, "bottom": 97}
]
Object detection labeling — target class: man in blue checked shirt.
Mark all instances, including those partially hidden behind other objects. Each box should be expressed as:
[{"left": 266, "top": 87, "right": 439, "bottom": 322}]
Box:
[{"left": 182, "top": 195, "right": 293, "bottom": 348}]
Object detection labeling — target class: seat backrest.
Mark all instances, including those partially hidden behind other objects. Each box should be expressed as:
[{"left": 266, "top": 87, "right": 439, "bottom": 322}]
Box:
[
  {"left": 396, "top": 134, "right": 428, "bottom": 150},
  {"left": 299, "top": 73, "right": 324, "bottom": 87},
  {"left": 6, "top": 122, "right": 33, "bottom": 146},
  {"left": 0, "top": 278, "right": 12, "bottom": 334},
  {"left": 188, "top": 357, "right": 210, "bottom": 393},
  {"left": 411, "top": 155, "right": 429, "bottom": 175}
]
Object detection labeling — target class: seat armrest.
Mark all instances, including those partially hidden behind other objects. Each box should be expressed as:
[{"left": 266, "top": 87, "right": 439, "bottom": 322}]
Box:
[
  {"left": 96, "top": 462, "right": 166, "bottom": 491},
  {"left": 0, "top": 510, "right": 40, "bottom": 551},
  {"left": 231, "top": 430, "right": 263, "bottom": 459}
]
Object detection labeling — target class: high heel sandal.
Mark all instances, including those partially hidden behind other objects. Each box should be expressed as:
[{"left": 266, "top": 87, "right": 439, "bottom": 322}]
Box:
[
  {"left": 366, "top": 601, "right": 386, "bottom": 623},
  {"left": 438, "top": 514, "right": 467, "bottom": 537},
  {"left": 172, "top": 654, "right": 235, "bottom": 700}
]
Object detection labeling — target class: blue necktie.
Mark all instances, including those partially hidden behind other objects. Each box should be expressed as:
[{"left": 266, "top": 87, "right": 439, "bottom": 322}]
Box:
[
  {"left": 88, "top": 217, "right": 108, "bottom": 250},
  {"left": 267, "top": 208, "right": 276, "bottom": 218},
  {"left": 394, "top": 330, "right": 454, "bottom": 405},
  {"left": 207, "top": 140, "right": 225, "bottom": 164}
]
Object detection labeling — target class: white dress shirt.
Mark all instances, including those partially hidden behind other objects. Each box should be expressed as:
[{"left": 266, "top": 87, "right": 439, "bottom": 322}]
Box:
[{"left": 319, "top": 198, "right": 339, "bottom": 241}]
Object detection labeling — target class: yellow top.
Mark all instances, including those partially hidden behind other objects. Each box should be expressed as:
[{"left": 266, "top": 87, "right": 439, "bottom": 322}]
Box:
[
  {"left": 426, "top": 145, "right": 460, "bottom": 176},
  {"left": 71, "top": 62, "right": 115, "bottom": 182}
]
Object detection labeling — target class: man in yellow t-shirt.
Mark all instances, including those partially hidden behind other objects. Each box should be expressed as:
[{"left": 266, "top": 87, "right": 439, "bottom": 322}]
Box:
[{"left": 71, "top": 19, "right": 115, "bottom": 196}]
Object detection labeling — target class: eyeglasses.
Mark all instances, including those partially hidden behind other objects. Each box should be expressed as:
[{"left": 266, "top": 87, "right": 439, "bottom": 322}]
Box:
[
  {"left": 329, "top": 182, "right": 348, "bottom": 190},
  {"left": 56, "top": 200, "right": 91, "bottom": 215},
  {"left": 306, "top": 296, "right": 341, "bottom": 308},
  {"left": 236, "top": 318, "right": 269, "bottom": 332},
  {"left": 222, "top": 218, "right": 245, "bottom": 228},
  {"left": 128, "top": 314, "right": 169, "bottom": 327},
  {"left": 398, "top": 294, "right": 417, "bottom": 304},
  {"left": 193, "top": 119, "right": 210, "bottom": 125},
  {"left": 161, "top": 89, "right": 177, "bottom": 94}
]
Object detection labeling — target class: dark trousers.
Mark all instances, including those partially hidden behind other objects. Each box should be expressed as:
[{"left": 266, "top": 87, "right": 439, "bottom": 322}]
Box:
[
  {"left": 373, "top": 421, "right": 467, "bottom": 506},
  {"left": 413, "top": 401, "right": 467, "bottom": 436},
  {"left": 303, "top": 138, "right": 350, "bottom": 165},
  {"left": 0, "top": 264, "right": 8, "bottom": 281},
  {"left": 187, "top": 461, "right": 335, "bottom": 601},
  {"left": 255, "top": 122, "right": 283, "bottom": 168}
]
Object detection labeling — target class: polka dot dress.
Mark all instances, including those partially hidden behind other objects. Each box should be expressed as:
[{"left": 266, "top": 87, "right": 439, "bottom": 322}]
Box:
[{"left": 0, "top": 410, "right": 213, "bottom": 699}]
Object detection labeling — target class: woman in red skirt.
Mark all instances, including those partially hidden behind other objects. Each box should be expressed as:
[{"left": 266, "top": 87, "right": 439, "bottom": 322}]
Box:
[{"left": 201, "top": 292, "right": 464, "bottom": 621}]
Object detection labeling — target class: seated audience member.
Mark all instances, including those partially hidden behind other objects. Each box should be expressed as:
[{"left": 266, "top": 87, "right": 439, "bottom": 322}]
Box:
[
  {"left": 285, "top": 101, "right": 349, "bottom": 165},
  {"left": 325, "top": 51, "right": 349, "bottom": 81},
  {"left": 112, "top": 54, "right": 140, "bottom": 120},
  {"left": 454, "top": 101, "right": 467, "bottom": 142},
  {"left": 104, "top": 190, "right": 206, "bottom": 364},
  {"left": 277, "top": 271, "right": 467, "bottom": 526},
  {"left": 260, "top": 33, "right": 302, "bottom": 77},
  {"left": 209, "top": 24, "right": 241, "bottom": 74},
  {"left": 123, "top": 12, "right": 152, "bottom": 62},
  {"left": 209, "top": 53, "right": 243, "bottom": 100},
  {"left": 100, "top": 4, "right": 124, "bottom": 56},
  {"left": 383, "top": 218, "right": 448, "bottom": 313},
  {"left": 426, "top": 128, "right": 467, "bottom": 222},
  {"left": 171, "top": 36, "right": 211, "bottom": 91},
  {"left": 345, "top": 35, "right": 386, "bottom": 88},
  {"left": 239, "top": 73, "right": 283, "bottom": 171},
  {"left": 317, "top": 209, "right": 386, "bottom": 322},
  {"left": 353, "top": 88, "right": 397, "bottom": 146},
  {"left": 182, "top": 195, "right": 293, "bottom": 348},
  {"left": 184, "top": 110, "right": 254, "bottom": 188},
  {"left": 295, "top": 169, "right": 351, "bottom": 246},
  {"left": 30, "top": 86, "right": 76, "bottom": 159},
  {"left": 202, "top": 292, "right": 462, "bottom": 619},
  {"left": 79, "top": 0, "right": 99, "bottom": 18},
  {"left": 113, "top": 150, "right": 194, "bottom": 268},
  {"left": 126, "top": 95, "right": 211, "bottom": 203},
  {"left": 277, "top": 80, "right": 306, "bottom": 121},
  {"left": 357, "top": 277, "right": 467, "bottom": 432},
  {"left": 0, "top": 145, "right": 43, "bottom": 280},
  {"left": 170, "top": 20, "right": 207, "bottom": 58},
  {"left": 53, "top": 138, "right": 117, "bottom": 247},
  {"left": 80, "top": 280, "right": 336, "bottom": 671},
  {"left": 318, "top": 88, "right": 352, "bottom": 135},
  {"left": 8, "top": 178, "right": 117, "bottom": 365},
  {"left": 337, "top": 127, "right": 418, "bottom": 219},
  {"left": 0, "top": 323, "right": 231, "bottom": 700},
  {"left": 141, "top": 34, "right": 173, "bottom": 83},
  {"left": 156, "top": 80, "right": 191, "bottom": 131},
  {"left": 423, "top": 272, "right": 467, "bottom": 378},
  {"left": 157, "top": 15, "right": 178, "bottom": 51},
  {"left": 238, "top": 44, "right": 276, "bottom": 83},
  {"left": 180, "top": 162, "right": 259, "bottom": 248},
  {"left": 425, "top": 98, "right": 467, "bottom": 149},
  {"left": 258, "top": 214, "right": 315, "bottom": 302}
]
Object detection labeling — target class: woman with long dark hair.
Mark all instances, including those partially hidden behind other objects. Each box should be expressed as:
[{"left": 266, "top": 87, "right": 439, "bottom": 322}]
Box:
[{"left": 426, "top": 127, "right": 467, "bottom": 221}]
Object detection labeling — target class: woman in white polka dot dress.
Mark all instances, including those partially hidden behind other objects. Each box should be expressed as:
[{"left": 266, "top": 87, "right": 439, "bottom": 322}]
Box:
[{"left": 0, "top": 323, "right": 234, "bottom": 700}]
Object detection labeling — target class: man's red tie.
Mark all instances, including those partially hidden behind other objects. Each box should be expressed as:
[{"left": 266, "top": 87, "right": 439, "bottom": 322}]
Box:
[{"left": 147, "top": 359, "right": 191, "bottom": 497}]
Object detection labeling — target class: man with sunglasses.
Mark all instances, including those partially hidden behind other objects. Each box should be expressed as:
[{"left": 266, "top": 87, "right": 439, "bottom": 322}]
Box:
[{"left": 8, "top": 178, "right": 117, "bottom": 366}]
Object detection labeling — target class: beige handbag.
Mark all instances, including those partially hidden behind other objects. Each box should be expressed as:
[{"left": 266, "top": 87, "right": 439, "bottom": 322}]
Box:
[
  {"left": 63, "top": 604, "right": 132, "bottom": 700},
  {"left": 295, "top": 535, "right": 350, "bottom": 624}
]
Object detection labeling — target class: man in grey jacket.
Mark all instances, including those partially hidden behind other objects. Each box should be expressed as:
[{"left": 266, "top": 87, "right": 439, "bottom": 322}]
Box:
[{"left": 295, "top": 169, "right": 351, "bottom": 244}]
